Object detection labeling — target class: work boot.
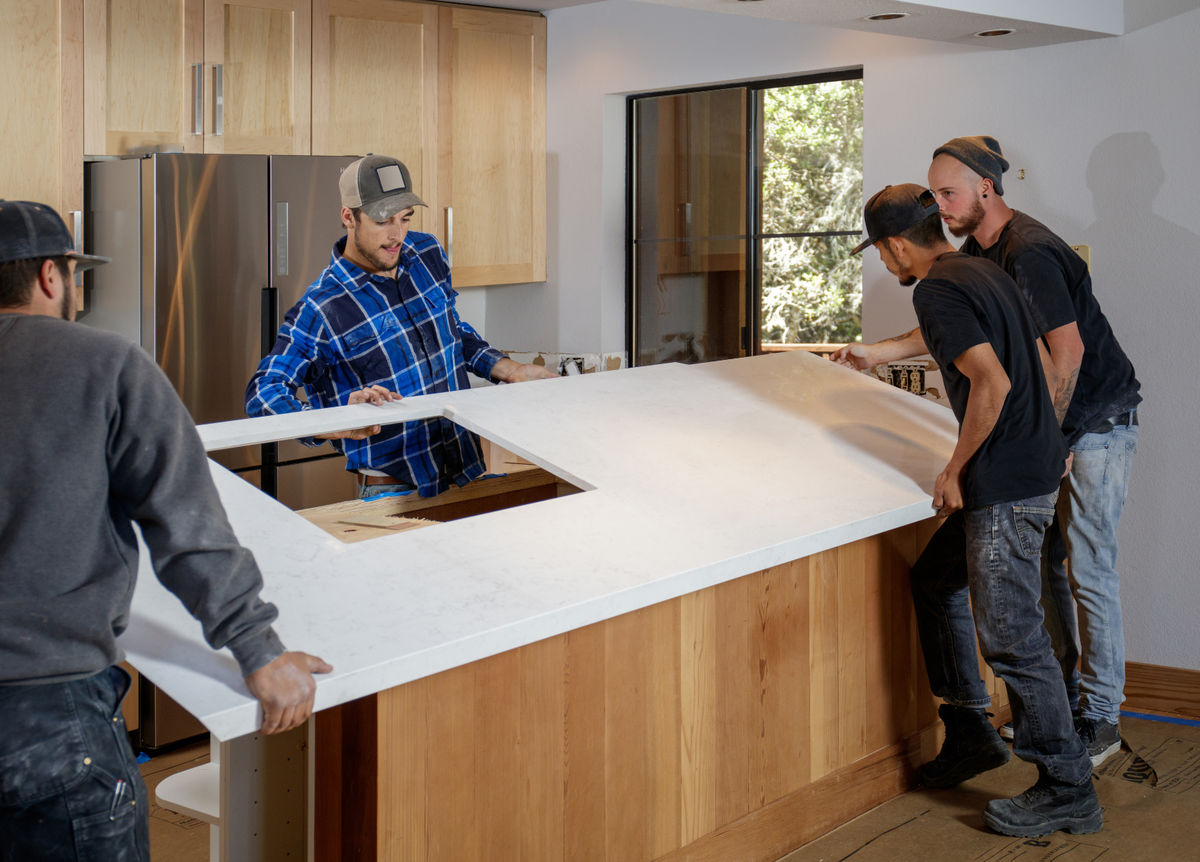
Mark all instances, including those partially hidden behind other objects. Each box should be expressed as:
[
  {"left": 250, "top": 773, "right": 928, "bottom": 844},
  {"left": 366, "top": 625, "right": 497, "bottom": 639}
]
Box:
[
  {"left": 920, "top": 704, "right": 1011, "bottom": 789},
  {"left": 983, "top": 772, "right": 1103, "bottom": 837},
  {"left": 1076, "top": 715, "right": 1122, "bottom": 767}
]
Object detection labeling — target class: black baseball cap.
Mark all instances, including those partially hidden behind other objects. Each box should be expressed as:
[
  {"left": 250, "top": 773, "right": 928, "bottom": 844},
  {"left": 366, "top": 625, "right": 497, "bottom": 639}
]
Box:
[
  {"left": 851, "top": 184, "right": 940, "bottom": 255},
  {"left": 0, "top": 200, "right": 111, "bottom": 271},
  {"left": 339, "top": 155, "right": 427, "bottom": 221}
]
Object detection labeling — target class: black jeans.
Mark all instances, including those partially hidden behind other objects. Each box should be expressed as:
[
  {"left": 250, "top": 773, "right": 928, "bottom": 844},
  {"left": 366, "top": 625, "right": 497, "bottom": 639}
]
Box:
[
  {"left": 910, "top": 494, "right": 1092, "bottom": 786},
  {"left": 0, "top": 667, "right": 149, "bottom": 861}
]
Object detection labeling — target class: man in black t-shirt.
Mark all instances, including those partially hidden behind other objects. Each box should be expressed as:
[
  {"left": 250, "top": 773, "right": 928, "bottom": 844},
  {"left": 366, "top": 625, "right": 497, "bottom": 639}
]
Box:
[
  {"left": 928, "top": 137, "right": 1140, "bottom": 768},
  {"left": 844, "top": 185, "right": 1098, "bottom": 838}
]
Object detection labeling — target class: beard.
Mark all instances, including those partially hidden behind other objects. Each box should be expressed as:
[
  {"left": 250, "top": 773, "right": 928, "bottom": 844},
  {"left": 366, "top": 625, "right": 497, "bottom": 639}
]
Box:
[
  {"left": 60, "top": 281, "right": 75, "bottom": 321},
  {"left": 352, "top": 234, "right": 399, "bottom": 274},
  {"left": 898, "top": 273, "right": 917, "bottom": 287},
  {"left": 946, "top": 195, "right": 986, "bottom": 238}
]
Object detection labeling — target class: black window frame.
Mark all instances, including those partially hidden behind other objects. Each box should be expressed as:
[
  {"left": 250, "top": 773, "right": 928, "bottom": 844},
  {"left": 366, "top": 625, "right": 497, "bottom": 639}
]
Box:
[{"left": 625, "top": 67, "right": 864, "bottom": 365}]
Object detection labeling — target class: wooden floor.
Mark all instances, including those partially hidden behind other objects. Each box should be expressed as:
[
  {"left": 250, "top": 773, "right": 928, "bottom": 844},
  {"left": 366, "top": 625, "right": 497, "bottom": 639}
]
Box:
[{"left": 315, "top": 520, "right": 1011, "bottom": 862}]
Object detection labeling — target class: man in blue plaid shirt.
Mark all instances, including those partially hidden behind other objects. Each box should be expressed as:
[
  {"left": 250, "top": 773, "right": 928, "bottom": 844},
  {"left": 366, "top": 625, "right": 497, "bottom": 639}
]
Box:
[{"left": 246, "top": 155, "right": 555, "bottom": 499}]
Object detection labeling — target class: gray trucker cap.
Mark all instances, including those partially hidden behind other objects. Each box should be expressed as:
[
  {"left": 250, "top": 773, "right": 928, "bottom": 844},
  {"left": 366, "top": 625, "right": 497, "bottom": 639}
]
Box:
[
  {"left": 339, "top": 155, "right": 427, "bottom": 221},
  {"left": 0, "top": 200, "right": 111, "bottom": 271}
]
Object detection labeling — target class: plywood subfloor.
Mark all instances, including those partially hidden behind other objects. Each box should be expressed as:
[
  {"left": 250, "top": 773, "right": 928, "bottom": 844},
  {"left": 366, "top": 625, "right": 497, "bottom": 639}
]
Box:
[
  {"left": 140, "top": 741, "right": 210, "bottom": 862},
  {"left": 777, "top": 713, "right": 1200, "bottom": 862}
]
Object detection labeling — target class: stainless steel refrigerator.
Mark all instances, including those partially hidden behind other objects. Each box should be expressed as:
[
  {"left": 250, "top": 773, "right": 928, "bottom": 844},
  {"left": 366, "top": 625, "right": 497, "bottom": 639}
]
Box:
[{"left": 83, "top": 153, "right": 360, "bottom": 511}]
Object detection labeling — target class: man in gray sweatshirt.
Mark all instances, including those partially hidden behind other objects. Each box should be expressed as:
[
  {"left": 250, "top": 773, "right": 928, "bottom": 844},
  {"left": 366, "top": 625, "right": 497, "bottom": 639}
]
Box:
[{"left": 0, "top": 200, "right": 331, "bottom": 861}]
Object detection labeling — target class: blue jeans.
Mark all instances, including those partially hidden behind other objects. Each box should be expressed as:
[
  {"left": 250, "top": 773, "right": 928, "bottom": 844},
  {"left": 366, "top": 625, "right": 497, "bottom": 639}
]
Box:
[
  {"left": 1039, "top": 422, "right": 1138, "bottom": 723},
  {"left": 911, "top": 493, "right": 1093, "bottom": 785},
  {"left": 0, "top": 667, "right": 149, "bottom": 861},
  {"left": 358, "top": 480, "right": 416, "bottom": 500}
]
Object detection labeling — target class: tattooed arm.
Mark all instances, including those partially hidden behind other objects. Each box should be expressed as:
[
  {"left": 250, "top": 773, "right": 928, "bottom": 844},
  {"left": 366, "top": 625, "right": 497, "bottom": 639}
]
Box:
[
  {"left": 1042, "top": 322, "right": 1085, "bottom": 426},
  {"left": 829, "top": 327, "right": 929, "bottom": 370}
]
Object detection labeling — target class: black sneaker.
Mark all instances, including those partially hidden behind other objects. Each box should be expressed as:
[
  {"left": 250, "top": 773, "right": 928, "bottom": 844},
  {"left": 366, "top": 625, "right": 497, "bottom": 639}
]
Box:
[
  {"left": 1076, "top": 715, "right": 1121, "bottom": 767},
  {"left": 920, "top": 704, "right": 1011, "bottom": 789},
  {"left": 983, "top": 773, "right": 1103, "bottom": 837}
]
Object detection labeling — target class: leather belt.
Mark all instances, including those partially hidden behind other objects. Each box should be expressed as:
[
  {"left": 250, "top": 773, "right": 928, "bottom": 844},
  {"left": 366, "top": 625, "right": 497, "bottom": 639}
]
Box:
[{"left": 1089, "top": 410, "right": 1138, "bottom": 434}]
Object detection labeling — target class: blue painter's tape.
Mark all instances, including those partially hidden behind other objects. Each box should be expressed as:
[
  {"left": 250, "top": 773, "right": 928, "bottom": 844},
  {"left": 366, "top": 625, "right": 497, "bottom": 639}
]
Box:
[{"left": 1120, "top": 709, "right": 1200, "bottom": 728}]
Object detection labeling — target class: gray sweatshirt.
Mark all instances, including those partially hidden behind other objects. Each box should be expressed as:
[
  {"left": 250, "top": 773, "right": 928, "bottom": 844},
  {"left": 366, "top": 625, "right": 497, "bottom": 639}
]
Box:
[{"left": 0, "top": 313, "right": 284, "bottom": 684}]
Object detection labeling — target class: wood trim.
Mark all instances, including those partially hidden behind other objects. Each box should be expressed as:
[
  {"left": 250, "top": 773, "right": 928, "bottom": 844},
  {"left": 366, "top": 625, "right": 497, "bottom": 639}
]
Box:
[
  {"left": 61, "top": 0, "right": 85, "bottom": 216},
  {"left": 654, "top": 734, "right": 920, "bottom": 862},
  {"left": 529, "top": 15, "right": 546, "bottom": 282},
  {"left": 311, "top": 0, "right": 330, "bottom": 154},
  {"left": 1125, "top": 661, "right": 1200, "bottom": 720},
  {"left": 436, "top": 4, "right": 453, "bottom": 249},
  {"left": 184, "top": 0, "right": 204, "bottom": 152},
  {"left": 82, "top": 0, "right": 105, "bottom": 154},
  {"left": 292, "top": 0, "right": 311, "bottom": 154}
]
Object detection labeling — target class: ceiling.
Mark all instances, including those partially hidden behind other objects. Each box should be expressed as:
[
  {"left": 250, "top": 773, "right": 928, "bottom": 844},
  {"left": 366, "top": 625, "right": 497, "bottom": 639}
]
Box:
[{"left": 454, "top": 0, "right": 1200, "bottom": 49}]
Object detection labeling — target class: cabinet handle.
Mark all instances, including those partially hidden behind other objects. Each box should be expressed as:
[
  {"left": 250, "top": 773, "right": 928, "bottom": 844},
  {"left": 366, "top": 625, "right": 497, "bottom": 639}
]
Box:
[
  {"left": 69, "top": 210, "right": 83, "bottom": 286},
  {"left": 192, "top": 63, "right": 203, "bottom": 135},
  {"left": 445, "top": 206, "right": 453, "bottom": 268},
  {"left": 214, "top": 64, "right": 224, "bottom": 136}
]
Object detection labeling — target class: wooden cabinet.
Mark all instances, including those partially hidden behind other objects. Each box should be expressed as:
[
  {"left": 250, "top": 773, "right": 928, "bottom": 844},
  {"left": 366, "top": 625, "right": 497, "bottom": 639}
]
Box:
[
  {"left": 312, "top": 0, "right": 438, "bottom": 234},
  {"left": 20, "top": 0, "right": 544, "bottom": 286},
  {"left": 83, "top": 0, "right": 310, "bottom": 156},
  {"left": 204, "top": 0, "right": 311, "bottom": 154},
  {"left": 440, "top": 6, "right": 546, "bottom": 286},
  {"left": 1, "top": 0, "right": 83, "bottom": 219},
  {"left": 83, "top": 0, "right": 204, "bottom": 156}
]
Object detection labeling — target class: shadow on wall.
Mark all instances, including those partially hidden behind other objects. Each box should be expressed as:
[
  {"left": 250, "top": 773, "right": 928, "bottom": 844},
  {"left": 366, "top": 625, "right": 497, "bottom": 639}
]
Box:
[{"left": 1078, "top": 131, "right": 1200, "bottom": 631}]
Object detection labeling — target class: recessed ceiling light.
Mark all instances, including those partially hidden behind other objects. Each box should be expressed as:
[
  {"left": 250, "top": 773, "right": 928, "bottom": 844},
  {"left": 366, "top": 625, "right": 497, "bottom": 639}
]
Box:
[
  {"left": 865, "top": 12, "right": 910, "bottom": 21},
  {"left": 974, "top": 28, "right": 1015, "bottom": 37}
]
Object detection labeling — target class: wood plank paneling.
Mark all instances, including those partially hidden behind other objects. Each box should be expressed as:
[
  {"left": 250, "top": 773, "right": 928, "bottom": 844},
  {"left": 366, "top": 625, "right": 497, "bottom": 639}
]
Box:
[
  {"left": 808, "top": 548, "right": 841, "bottom": 781},
  {"left": 475, "top": 651, "right": 522, "bottom": 862},
  {"left": 680, "top": 588, "right": 718, "bottom": 845},
  {"left": 336, "top": 524, "right": 955, "bottom": 862},
  {"left": 605, "top": 610, "right": 647, "bottom": 861},
  {"left": 644, "top": 597, "right": 682, "bottom": 859},
  {"left": 521, "top": 635, "right": 565, "bottom": 862},
  {"left": 714, "top": 577, "right": 753, "bottom": 827},
  {"left": 753, "top": 558, "right": 810, "bottom": 807},
  {"left": 378, "top": 680, "right": 426, "bottom": 862},
  {"left": 564, "top": 623, "right": 606, "bottom": 862},
  {"left": 425, "top": 664, "right": 475, "bottom": 862}
]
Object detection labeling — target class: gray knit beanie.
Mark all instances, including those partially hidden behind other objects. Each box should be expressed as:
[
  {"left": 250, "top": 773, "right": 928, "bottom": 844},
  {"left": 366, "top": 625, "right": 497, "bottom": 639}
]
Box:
[{"left": 933, "top": 136, "right": 1010, "bottom": 196}]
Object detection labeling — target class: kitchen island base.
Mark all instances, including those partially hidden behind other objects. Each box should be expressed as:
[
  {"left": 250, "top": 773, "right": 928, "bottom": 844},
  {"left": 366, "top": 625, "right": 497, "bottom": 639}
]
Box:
[{"left": 314, "top": 518, "right": 1008, "bottom": 861}]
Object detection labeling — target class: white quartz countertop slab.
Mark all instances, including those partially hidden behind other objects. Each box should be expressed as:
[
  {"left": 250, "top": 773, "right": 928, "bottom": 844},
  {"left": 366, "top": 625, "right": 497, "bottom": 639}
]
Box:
[{"left": 120, "top": 352, "right": 958, "bottom": 740}]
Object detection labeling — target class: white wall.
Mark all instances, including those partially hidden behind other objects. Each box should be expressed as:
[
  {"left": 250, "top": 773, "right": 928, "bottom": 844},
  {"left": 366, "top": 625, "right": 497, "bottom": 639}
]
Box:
[{"left": 485, "top": 0, "right": 1200, "bottom": 670}]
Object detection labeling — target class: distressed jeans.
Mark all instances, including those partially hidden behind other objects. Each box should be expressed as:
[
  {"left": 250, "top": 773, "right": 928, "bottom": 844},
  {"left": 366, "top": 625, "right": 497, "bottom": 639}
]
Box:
[
  {"left": 0, "top": 667, "right": 149, "bottom": 862},
  {"left": 1039, "top": 421, "right": 1139, "bottom": 723},
  {"left": 911, "top": 492, "right": 1093, "bottom": 785}
]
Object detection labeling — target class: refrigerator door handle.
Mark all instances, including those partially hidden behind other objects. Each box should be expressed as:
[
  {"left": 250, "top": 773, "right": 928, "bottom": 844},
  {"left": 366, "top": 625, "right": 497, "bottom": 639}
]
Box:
[
  {"left": 445, "top": 206, "right": 453, "bottom": 268},
  {"left": 69, "top": 210, "right": 83, "bottom": 286},
  {"left": 192, "top": 63, "right": 203, "bottom": 135},
  {"left": 214, "top": 64, "right": 224, "bottom": 136},
  {"left": 276, "top": 202, "right": 289, "bottom": 276}
]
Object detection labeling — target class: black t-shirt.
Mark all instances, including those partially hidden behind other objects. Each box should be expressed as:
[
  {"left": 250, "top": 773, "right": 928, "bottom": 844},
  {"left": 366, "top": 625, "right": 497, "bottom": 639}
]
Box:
[
  {"left": 914, "top": 253, "right": 1068, "bottom": 508},
  {"left": 960, "top": 211, "right": 1141, "bottom": 445}
]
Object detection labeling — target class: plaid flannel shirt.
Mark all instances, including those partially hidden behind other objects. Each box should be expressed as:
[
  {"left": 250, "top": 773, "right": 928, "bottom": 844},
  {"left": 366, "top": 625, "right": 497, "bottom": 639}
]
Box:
[{"left": 245, "top": 232, "right": 506, "bottom": 497}]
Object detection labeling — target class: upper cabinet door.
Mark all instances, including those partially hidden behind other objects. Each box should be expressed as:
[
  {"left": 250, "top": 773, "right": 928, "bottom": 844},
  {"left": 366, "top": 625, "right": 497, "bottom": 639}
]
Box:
[
  {"left": 442, "top": 7, "right": 546, "bottom": 287},
  {"left": 312, "top": 0, "right": 438, "bottom": 235},
  {"left": 204, "top": 0, "right": 311, "bottom": 154},
  {"left": 83, "top": 0, "right": 204, "bottom": 156},
  {"left": 1, "top": 0, "right": 83, "bottom": 218}
]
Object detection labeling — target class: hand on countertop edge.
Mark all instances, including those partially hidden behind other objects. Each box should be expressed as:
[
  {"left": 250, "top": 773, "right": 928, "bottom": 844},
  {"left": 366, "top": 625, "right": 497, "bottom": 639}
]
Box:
[{"left": 245, "top": 651, "right": 334, "bottom": 735}]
